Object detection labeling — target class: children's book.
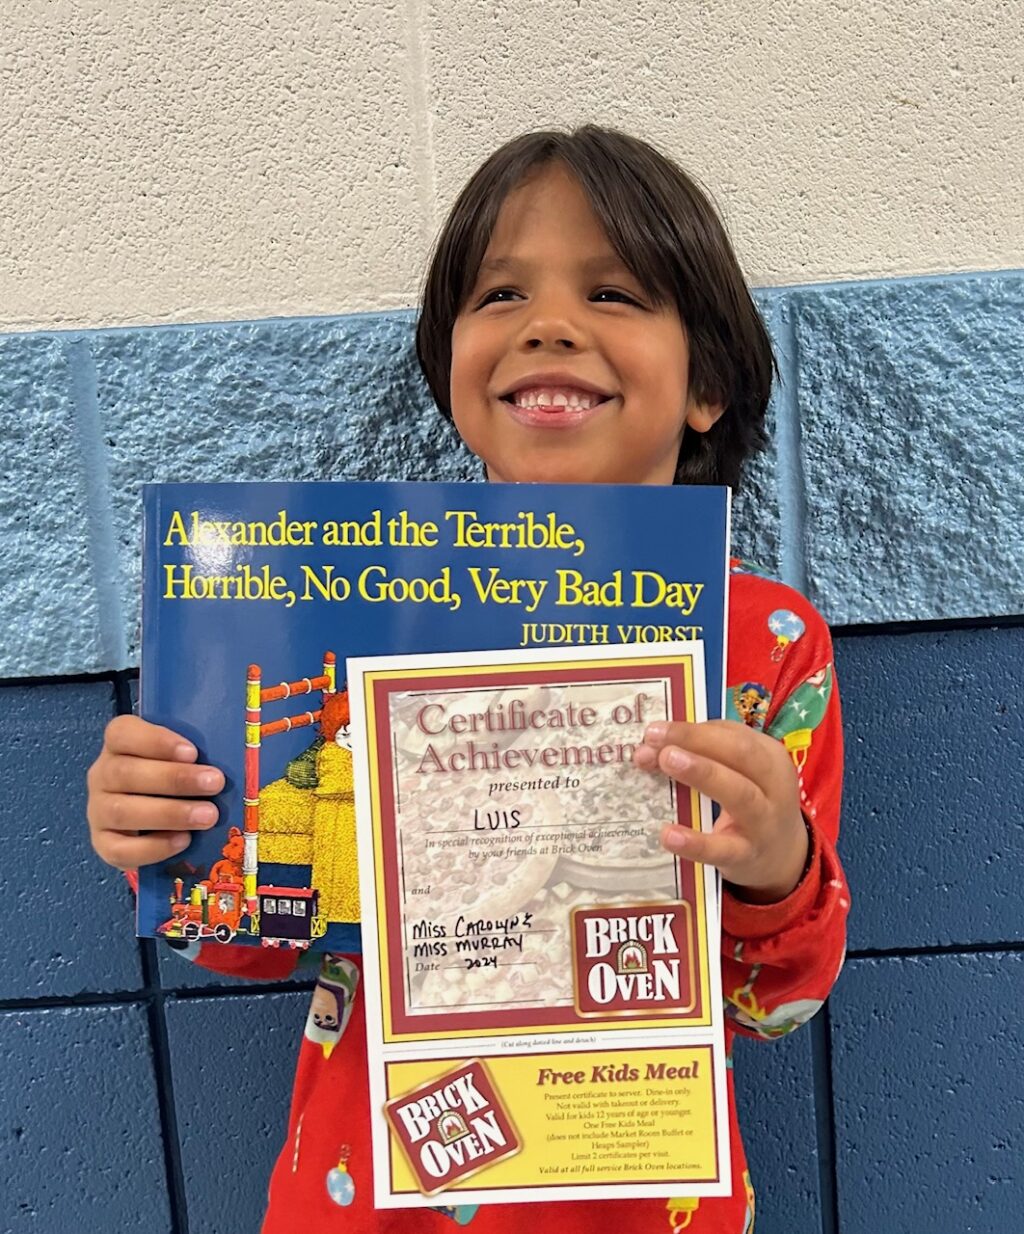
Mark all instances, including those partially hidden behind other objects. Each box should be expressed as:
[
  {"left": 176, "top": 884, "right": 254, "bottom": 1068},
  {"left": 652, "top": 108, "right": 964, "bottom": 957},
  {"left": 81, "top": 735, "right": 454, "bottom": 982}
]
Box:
[
  {"left": 349, "top": 641, "right": 730, "bottom": 1204},
  {"left": 138, "top": 481, "right": 730, "bottom": 955}
]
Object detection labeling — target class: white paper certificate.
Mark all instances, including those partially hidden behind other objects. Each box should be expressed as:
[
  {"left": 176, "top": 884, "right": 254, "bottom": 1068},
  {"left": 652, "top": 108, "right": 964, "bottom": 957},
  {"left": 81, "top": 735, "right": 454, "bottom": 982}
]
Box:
[{"left": 349, "top": 642, "right": 729, "bottom": 1208}]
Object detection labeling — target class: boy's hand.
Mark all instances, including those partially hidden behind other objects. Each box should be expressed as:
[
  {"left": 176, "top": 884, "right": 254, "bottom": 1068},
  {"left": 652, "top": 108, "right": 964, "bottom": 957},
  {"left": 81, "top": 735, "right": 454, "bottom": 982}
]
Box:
[
  {"left": 634, "top": 720, "right": 807, "bottom": 904},
  {"left": 86, "top": 716, "right": 225, "bottom": 871}
]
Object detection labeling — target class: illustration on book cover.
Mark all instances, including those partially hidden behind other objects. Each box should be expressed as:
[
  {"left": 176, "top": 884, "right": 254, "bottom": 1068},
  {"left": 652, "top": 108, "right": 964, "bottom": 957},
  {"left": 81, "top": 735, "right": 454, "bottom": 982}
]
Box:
[{"left": 157, "top": 650, "right": 360, "bottom": 950}]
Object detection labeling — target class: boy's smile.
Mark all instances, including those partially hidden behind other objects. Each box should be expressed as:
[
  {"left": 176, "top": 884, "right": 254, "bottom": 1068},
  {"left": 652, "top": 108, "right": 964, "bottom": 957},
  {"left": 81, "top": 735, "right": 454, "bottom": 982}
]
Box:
[
  {"left": 450, "top": 164, "right": 722, "bottom": 485},
  {"left": 498, "top": 371, "right": 613, "bottom": 430}
]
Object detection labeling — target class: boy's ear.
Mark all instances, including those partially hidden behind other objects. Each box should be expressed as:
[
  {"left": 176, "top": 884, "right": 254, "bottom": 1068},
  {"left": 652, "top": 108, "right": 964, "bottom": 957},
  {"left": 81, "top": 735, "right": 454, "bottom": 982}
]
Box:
[{"left": 684, "top": 399, "right": 726, "bottom": 434}]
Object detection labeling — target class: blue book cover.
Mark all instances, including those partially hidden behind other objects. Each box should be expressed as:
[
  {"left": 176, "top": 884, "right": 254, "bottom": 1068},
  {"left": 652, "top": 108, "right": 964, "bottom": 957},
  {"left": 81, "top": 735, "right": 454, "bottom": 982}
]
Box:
[{"left": 139, "top": 480, "right": 730, "bottom": 953}]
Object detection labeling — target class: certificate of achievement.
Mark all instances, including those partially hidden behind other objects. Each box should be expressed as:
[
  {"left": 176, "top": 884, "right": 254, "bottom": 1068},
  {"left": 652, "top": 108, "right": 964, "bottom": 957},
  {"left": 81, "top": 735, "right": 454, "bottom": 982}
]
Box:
[{"left": 349, "top": 642, "right": 729, "bottom": 1208}]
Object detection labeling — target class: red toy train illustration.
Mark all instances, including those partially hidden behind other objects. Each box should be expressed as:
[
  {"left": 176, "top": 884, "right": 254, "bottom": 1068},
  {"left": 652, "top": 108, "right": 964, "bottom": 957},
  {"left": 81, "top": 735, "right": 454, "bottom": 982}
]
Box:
[{"left": 159, "top": 873, "right": 322, "bottom": 948}]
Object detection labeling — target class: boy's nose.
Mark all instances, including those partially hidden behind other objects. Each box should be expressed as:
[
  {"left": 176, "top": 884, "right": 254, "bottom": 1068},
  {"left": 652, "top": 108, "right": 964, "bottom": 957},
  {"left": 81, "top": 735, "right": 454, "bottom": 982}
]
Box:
[
  {"left": 524, "top": 334, "right": 577, "bottom": 350},
  {"left": 517, "top": 308, "right": 588, "bottom": 352}
]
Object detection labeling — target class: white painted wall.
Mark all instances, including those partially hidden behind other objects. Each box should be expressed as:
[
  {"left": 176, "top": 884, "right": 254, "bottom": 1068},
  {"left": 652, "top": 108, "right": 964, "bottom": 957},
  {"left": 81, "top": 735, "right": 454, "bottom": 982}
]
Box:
[{"left": 3, "top": 0, "right": 1021, "bottom": 331}]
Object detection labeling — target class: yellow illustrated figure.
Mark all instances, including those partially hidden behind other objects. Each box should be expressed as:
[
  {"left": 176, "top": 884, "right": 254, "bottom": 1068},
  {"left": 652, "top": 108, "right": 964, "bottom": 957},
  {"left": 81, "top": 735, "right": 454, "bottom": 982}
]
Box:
[
  {"left": 309, "top": 691, "right": 360, "bottom": 922},
  {"left": 259, "top": 689, "right": 361, "bottom": 924}
]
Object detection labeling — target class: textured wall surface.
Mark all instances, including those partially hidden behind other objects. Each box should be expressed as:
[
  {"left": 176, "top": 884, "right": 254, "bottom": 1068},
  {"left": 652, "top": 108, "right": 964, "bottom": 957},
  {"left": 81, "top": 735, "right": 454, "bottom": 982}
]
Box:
[
  {"left": 830, "top": 952, "right": 1024, "bottom": 1234},
  {"left": 3, "top": 622, "right": 1021, "bottom": 1233},
  {"left": 0, "top": 1004, "right": 170, "bottom": 1231},
  {"left": 838, "top": 626, "right": 1024, "bottom": 953},
  {"left": 1, "top": 271, "right": 1022, "bottom": 679},
  {"left": 792, "top": 277, "right": 1024, "bottom": 624},
  {"left": 3, "top": 1, "right": 1022, "bottom": 330}
]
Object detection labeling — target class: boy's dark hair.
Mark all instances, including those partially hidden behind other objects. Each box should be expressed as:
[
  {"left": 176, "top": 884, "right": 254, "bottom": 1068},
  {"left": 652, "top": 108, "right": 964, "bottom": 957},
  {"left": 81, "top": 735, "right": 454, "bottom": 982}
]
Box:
[{"left": 415, "top": 125, "right": 774, "bottom": 490}]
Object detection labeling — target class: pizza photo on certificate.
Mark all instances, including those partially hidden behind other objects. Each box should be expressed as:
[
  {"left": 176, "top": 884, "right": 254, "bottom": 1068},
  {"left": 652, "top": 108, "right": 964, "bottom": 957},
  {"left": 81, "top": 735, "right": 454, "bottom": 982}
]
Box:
[{"left": 356, "top": 648, "right": 713, "bottom": 1036}]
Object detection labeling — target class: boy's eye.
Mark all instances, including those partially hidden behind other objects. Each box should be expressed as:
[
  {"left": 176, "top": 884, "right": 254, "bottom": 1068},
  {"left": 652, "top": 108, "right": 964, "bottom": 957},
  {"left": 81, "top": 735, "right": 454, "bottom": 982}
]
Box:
[
  {"left": 473, "top": 286, "right": 645, "bottom": 309},
  {"left": 591, "top": 287, "right": 643, "bottom": 306},
  {"left": 477, "top": 287, "right": 522, "bottom": 307}
]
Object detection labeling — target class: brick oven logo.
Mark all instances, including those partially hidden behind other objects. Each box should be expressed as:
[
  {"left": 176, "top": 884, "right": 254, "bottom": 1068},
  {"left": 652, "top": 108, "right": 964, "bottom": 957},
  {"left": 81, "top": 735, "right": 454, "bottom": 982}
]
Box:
[
  {"left": 571, "top": 903, "right": 696, "bottom": 1017},
  {"left": 384, "top": 1059, "right": 520, "bottom": 1195}
]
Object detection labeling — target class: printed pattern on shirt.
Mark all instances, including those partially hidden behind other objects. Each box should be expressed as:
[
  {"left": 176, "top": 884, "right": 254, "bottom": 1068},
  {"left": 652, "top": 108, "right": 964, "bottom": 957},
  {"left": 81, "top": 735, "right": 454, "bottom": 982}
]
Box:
[{"left": 159, "top": 563, "right": 847, "bottom": 1233}]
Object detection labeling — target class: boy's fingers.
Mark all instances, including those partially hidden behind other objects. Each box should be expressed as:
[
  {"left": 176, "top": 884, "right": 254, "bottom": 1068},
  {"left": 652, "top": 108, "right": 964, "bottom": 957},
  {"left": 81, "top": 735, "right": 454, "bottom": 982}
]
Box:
[
  {"left": 94, "top": 828, "right": 193, "bottom": 871},
  {"left": 103, "top": 714, "right": 198, "bottom": 763},
  {"left": 656, "top": 745, "right": 767, "bottom": 822},
  {"left": 641, "top": 720, "right": 782, "bottom": 793},
  {"left": 93, "top": 753, "right": 224, "bottom": 799},
  {"left": 660, "top": 823, "right": 751, "bottom": 874},
  {"left": 89, "top": 791, "right": 219, "bottom": 834}
]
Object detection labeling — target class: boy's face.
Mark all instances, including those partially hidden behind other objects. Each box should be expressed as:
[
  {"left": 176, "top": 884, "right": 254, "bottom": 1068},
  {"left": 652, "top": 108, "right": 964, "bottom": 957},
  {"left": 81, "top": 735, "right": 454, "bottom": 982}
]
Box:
[{"left": 450, "top": 164, "right": 722, "bottom": 485}]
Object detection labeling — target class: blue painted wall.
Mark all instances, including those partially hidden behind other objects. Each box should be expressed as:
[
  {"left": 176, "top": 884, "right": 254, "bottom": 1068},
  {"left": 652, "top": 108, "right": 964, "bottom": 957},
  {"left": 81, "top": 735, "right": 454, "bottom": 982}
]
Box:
[{"left": 1, "top": 273, "right": 1022, "bottom": 1233}]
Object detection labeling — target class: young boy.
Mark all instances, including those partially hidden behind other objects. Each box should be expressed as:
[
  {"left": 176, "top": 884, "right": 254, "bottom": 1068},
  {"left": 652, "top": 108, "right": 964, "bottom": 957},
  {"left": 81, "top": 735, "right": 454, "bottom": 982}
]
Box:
[{"left": 88, "top": 126, "right": 848, "bottom": 1232}]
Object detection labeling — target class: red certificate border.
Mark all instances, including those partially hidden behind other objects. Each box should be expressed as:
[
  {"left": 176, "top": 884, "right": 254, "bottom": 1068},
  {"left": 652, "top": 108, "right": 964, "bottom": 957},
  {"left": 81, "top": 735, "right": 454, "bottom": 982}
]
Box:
[{"left": 366, "top": 659, "right": 705, "bottom": 1038}]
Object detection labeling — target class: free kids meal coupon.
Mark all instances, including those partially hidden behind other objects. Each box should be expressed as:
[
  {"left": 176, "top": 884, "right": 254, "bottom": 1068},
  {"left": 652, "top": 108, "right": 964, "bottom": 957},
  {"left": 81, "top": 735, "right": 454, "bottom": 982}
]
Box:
[{"left": 349, "top": 642, "right": 729, "bottom": 1208}]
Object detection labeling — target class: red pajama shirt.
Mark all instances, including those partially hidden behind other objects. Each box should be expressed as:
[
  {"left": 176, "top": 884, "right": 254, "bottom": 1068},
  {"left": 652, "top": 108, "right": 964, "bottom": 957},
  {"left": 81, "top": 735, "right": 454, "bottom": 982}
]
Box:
[{"left": 158, "top": 562, "right": 849, "bottom": 1234}]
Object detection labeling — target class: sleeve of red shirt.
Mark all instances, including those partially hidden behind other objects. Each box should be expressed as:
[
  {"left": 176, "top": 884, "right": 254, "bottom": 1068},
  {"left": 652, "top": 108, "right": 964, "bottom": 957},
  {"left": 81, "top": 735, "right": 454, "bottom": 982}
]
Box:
[
  {"left": 720, "top": 589, "right": 849, "bottom": 1041},
  {"left": 123, "top": 868, "right": 301, "bottom": 981}
]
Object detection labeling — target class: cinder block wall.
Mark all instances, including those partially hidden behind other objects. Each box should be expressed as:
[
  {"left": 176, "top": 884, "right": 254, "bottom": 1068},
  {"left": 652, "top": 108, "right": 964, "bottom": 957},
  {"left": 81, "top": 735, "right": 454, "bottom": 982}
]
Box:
[{"left": 2, "top": 4, "right": 1022, "bottom": 1233}]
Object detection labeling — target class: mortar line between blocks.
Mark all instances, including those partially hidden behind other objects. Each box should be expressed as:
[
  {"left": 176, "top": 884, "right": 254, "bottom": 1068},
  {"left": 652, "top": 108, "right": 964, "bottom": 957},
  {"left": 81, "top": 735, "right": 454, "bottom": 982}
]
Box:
[
  {"left": 811, "top": 1004, "right": 840, "bottom": 1234},
  {"left": 140, "top": 937, "right": 192, "bottom": 1234},
  {"left": 66, "top": 338, "right": 127, "bottom": 668},
  {"left": 113, "top": 674, "right": 190, "bottom": 1234},
  {"left": 774, "top": 300, "right": 809, "bottom": 595},
  {"left": 4, "top": 266, "right": 1019, "bottom": 338},
  {"left": 403, "top": 0, "right": 439, "bottom": 247}
]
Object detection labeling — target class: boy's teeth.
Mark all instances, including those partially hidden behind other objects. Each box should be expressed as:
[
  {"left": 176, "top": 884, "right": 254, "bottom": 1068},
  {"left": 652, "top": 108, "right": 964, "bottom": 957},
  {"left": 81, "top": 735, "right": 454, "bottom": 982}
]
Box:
[{"left": 513, "top": 386, "right": 599, "bottom": 410}]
